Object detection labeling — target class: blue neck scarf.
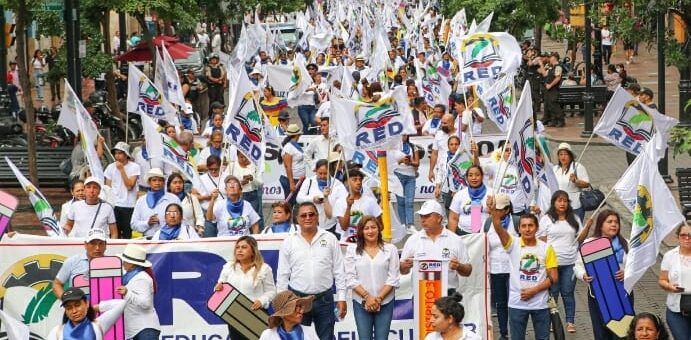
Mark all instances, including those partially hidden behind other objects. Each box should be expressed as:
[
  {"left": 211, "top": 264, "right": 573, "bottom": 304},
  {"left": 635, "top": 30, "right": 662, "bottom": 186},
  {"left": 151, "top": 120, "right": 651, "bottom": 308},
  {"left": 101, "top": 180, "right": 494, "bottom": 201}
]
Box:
[
  {"left": 501, "top": 214, "right": 511, "bottom": 230},
  {"left": 290, "top": 140, "right": 303, "bottom": 153},
  {"left": 277, "top": 324, "right": 304, "bottom": 340},
  {"left": 430, "top": 117, "right": 441, "bottom": 129},
  {"left": 468, "top": 183, "right": 487, "bottom": 203},
  {"left": 402, "top": 142, "right": 412, "bottom": 155},
  {"left": 63, "top": 318, "right": 96, "bottom": 340},
  {"left": 181, "top": 116, "right": 193, "bottom": 130},
  {"left": 335, "top": 170, "right": 344, "bottom": 182},
  {"left": 141, "top": 146, "right": 149, "bottom": 160},
  {"left": 175, "top": 191, "right": 186, "bottom": 202},
  {"left": 122, "top": 267, "right": 143, "bottom": 285},
  {"left": 317, "top": 179, "right": 328, "bottom": 191},
  {"left": 447, "top": 151, "right": 454, "bottom": 161},
  {"left": 159, "top": 224, "right": 182, "bottom": 240},
  {"left": 210, "top": 146, "right": 222, "bottom": 157},
  {"left": 271, "top": 221, "right": 292, "bottom": 233},
  {"left": 146, "top": 189, "right": 165, "bottom": 209},
  {"left": 611, "top": 236, "right": 625, "bottom": 264},
  {"left": 227, "top": 198, "right": 244, "bottom": 218},
  {"left": 442, "top": 60, "right": 451, "bottom": 70}
]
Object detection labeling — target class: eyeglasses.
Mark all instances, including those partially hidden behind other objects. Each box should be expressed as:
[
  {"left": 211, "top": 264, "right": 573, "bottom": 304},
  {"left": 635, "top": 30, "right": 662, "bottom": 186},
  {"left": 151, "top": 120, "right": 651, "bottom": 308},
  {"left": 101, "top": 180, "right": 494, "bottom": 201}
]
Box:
[
  {"left": 165, "top": 211, "right": 181, "bottom": 215},
  {"left": 299, "top": 212, "right": 316, "bottom": 219},
  {"left": 679, "top": 233, "right": 691, "bottom": 240}
]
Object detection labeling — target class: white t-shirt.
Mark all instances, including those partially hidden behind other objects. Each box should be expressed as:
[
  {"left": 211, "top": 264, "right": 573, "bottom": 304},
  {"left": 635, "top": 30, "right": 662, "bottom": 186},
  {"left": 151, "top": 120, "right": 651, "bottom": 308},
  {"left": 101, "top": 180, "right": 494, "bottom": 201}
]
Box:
[
  {"left": 421, "top": 116, "right": 441, "bottom": 135},
  {"left": 460, "top": 108, "right": 484, "bottom": 136},
  {"left": 537, "top": 215, "right": 581, "bottom": 265},
  {"left": 601, "top": 29, "right": 613, "bottom": 46},
  {"left": 487, "top": 218, "right": 518, "bottom": 274},
  {"left": 212, "top": 199, "right": 260, "bottom": 236},
  {"left": 424, "top": 327, "right": 482, "bottom": 340},
  {"left": 333, "top": 194, "right": 382, "bottom": 241},
  {"left": 198, "top": 173, "right": 227, "bottom": 209},
  {"left": 67, "top": 200, "right": 116, "bottom": 238},
  {"left": 506, "top": 236, "right": 558, "bottom": 310},
  {"left": 281, "top": 142, "right": 306, "bottom": 178},
  {"left": 449, "top": 187, "right": 489, "bottom": 234},
  {"left": 660, "top": 247, "right": 691, "bottom": 313},
  {"left": 104, "top": 161, "right": 141, "bottom": 207},
  {"left": 553, "top": 162, "right": 589, "bottom": 210}
]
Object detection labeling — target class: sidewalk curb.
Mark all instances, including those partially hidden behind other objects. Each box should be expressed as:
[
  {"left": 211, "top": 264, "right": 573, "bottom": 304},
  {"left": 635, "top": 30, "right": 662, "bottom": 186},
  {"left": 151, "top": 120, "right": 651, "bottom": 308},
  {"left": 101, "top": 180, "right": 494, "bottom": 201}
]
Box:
[{"left": 544, "top": 133, "right": 611, "bottom": 146}]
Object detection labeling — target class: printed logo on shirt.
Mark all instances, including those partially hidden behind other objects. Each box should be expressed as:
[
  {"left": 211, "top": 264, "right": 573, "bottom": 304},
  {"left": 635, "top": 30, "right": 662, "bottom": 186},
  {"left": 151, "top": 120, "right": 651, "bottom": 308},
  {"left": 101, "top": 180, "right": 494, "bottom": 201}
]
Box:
[
  {"left": 346, "top": 210, "right": 364, "bottom": 237},
  {"left": 226, "top": 216, "right": 247, "bottom": 235},
  {"left": 441, "top": 248, "right": 451, "bottom": 259},
  {"left": 461, "top": 201, "right": 485, "bottom": 214},
  {"left": 319, "top": 239, "right": 328, "bottom": 247},
  {"left": 519, "top": 253, "right": 541, "bottom": 282}
]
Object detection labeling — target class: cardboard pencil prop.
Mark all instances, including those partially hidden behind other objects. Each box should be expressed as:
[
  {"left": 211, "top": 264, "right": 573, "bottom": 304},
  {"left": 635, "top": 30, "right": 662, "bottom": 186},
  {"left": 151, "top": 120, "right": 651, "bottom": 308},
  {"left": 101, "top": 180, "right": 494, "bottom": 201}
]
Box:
[
  {"left": 579, "top": 237, "right": 634, "bottom": 338},
  {"left": 0, "top": 190, "right": 18, "bottom": 239},
  {"left": 90, "top": 256, "right": 125, "bottom": 340},
  {"left": 71, "top": 274, "right": 90, "bottom": 295},
  {"left": 207, "top": 283, "right": 269, "bottom": 340}
]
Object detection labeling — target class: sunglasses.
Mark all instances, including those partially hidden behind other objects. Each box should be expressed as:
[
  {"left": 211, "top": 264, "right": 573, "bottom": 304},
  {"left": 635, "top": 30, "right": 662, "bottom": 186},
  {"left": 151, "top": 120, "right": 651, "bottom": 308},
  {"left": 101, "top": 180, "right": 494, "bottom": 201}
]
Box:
[
  {"left": 299, "top": 212, "right": 316, "bottom": 219},
  {"left": 680, "top": 233, "right": 691, "bottom": 239}
]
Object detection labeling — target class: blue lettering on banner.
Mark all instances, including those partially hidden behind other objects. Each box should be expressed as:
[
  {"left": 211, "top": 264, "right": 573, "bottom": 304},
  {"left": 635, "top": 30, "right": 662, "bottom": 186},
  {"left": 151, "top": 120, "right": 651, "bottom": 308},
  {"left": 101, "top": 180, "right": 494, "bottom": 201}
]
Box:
[
  {"left": 607, "top": 128, "right": 643, "bottom": 154},
  {"left": 462, "top": 66, "right": 503, "bottom": 83},
  {"left": 161, "top": 336, "right": 229, "bottom": 340},
  {"left": 351, "top": 151, "right": 378, "bottom": 174},
  {"left": 226, "top": 124, "right": 263, "bottom": 162},
  {"left": 138, "top": 102, "right": 166, "bottom": 117},
  {"left": 355, "top": 122, "right": 404, "bottom": 147},
  {"left": 162, "top": 148, "right": 195, "bottom": 179},
  {"left": 487, "top": 97, "right": 505, "bottom": 124},
  {"left": 336, "top": 329, "right": 414, "bottom": 340}
]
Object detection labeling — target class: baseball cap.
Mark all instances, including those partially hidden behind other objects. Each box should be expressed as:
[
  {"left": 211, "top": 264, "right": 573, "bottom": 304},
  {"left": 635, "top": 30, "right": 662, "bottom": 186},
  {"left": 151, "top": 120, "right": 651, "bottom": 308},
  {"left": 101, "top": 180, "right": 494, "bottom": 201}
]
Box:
[
  {"left": 84, "top": 176, "right": 102, "bottom": 188},
  {"left": 183, "top": 103, "right": 194, "bottom": 114},
  {"left": 278, "top": 110, "right": 290, "bottom": 120},
  {"left": 210, "top": 101, "right": 225, "bottom": 110},
  {"left": 416, "top": 200, "right": 445, "bottom": 217},
  {"left": 61, "top": 288, "right": 87, "bottom": 306},
  {"left": 494, "top": 194, "right": 511, "bottom": 210},
  {"left": 85, "top": 228, "right": 107, "bottom": 243}
]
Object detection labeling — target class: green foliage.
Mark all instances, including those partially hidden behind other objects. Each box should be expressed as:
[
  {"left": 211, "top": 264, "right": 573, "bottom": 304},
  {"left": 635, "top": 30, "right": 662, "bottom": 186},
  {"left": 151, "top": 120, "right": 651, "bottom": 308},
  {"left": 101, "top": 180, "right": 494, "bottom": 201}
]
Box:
[
  {"left": 670, "top": 125, "right": 691, "bottom": 157},
  {"left": 442, "top": 0, "right": 559, "bottom": 37},
  {"left": 33, "top": 10, "right": 63, "bottom": 37}
]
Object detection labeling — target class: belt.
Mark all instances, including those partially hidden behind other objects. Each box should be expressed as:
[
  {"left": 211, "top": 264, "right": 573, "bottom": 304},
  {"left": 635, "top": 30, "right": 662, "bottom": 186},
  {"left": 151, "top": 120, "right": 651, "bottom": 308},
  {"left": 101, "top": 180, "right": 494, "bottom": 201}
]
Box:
[{"left": 289, "top": 286, "right": 332, "bottom": 300}]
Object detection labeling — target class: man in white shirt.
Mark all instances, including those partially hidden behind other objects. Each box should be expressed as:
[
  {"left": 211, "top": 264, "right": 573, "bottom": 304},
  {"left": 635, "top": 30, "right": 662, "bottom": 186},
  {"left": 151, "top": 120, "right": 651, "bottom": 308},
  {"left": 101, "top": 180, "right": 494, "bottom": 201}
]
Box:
[
  {"left": 400, "top": 200, "right": 472, "bottom": 293},
  {"left": 276, "top": 202, "right": 347, "bottom": 340},
  {"left": 104, "top": 142, "right": 140, "bottom": 239},
  {"left": 333, "top": 168, "right": 382, "bottom": 242},
  {"left": 303, "top": 118, "right": 331, "bottom": 175},
  {"left": 64, "top": 177, "right": 118, "bottom": 239}
]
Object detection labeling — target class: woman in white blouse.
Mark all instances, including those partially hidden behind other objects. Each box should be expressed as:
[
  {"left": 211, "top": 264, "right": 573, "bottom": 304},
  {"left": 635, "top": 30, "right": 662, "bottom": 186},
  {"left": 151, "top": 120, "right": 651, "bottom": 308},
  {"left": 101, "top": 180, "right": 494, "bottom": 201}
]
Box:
[
  {"left": 115, "top": 244, "right": 160, "bottom": 340},
  {"left": 297, "top": 159, "right": 344, "bottom": 233},
  {"left": 59, "top": 179, "right": 85, "bottom": 229},
  {"left": 553, "top": 143, "right": 590, "bottom": 222},
  {"left": 280, "top": 124, "right": 305, "bottom": 206},
  {"left": 167, "top": 173, "right": 204, "bottom": 236},
  {"left": 228, "top": 151, "right": 264, "bottom": 230},
  {"left": 152, "top": 203, "right": 200, "bottom": 241},
  {"left": 658, "top": 224, "right": 691, "bottom": 339},
  {"left": 345, "top": 216, "right": 400, "bottom": 340},
  {"left": 216, "top": 235, "right": 276, "bottom": 340}
]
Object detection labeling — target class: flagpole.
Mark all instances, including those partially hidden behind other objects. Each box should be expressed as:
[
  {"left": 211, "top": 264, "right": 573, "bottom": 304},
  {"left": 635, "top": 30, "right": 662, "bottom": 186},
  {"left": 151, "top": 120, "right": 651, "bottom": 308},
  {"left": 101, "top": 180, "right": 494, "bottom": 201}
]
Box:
[
  {"left": 378, "top": 150, "right": 392, "bottom": 242},
  {"left": 125, "top": 110, "right": 129, "bottom": 144},
  {"left": 575, "top": 131, "right": 596, "bottom": 166}
]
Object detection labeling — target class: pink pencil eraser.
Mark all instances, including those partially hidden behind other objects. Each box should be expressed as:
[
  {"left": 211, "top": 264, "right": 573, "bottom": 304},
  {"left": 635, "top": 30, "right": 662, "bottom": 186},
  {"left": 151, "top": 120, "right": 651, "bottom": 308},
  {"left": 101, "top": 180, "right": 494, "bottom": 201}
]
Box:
[
  {"left": 91, "top": 256, "right": 122, "bottom": 270},
  {"left": 208, "top": 283, "right": 234, "bottom": 312},
  {"left": 580, "top": 237, "right": 611, "bottom": 256}
]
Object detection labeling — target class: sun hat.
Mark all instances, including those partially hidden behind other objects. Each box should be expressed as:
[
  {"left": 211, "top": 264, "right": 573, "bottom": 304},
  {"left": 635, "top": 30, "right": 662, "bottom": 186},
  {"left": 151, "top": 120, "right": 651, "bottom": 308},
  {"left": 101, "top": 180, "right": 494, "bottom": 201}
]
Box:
[
  {"left": 494, "top": 193, "right": 511, "bottom": 210},
  {"left": 285, "top": 124, "right": 302, "bottom": 136},
  {"left": 145, "top": 168, "right": 166, "bottom": 182},
  {"left": 268, "top": 291, "right": 314, "bottom": 328},
  {"left": 556, "top": 142, "right": 572, "bottom": 152},
  {"left": 118, "top": 243, "right": 152, "bottom": 268},
  {"left": 111, "top": 141, "right": 132, "bottom": 159}
]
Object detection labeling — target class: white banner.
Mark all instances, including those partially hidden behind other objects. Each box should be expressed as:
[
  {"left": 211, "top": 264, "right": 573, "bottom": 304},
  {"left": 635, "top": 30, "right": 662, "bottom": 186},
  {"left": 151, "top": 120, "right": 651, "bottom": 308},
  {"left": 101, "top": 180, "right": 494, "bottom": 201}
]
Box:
[{"left": 0, "top": 234, "right": 490, "bottom": 339}]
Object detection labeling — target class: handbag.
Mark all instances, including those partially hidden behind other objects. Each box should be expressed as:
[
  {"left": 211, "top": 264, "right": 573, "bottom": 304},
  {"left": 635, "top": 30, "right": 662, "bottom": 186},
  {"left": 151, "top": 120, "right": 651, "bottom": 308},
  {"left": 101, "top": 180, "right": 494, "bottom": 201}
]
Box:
[{"left": 580, "top": 185, "right": 605, "bottom": 211}]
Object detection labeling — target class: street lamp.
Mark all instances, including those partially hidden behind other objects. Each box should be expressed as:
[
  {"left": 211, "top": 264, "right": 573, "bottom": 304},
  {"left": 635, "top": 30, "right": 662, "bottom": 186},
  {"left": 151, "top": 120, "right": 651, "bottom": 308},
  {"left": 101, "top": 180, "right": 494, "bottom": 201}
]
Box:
[{"left": 581, "top": 0, "right": 595, "bottom": 137}]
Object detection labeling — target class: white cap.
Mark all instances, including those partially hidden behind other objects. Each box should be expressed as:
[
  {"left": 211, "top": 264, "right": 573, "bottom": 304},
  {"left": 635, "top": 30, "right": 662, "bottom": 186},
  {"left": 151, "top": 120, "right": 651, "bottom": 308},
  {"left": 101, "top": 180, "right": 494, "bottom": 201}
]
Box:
[
  {"left": 145, "top": 168, "right": 166, "bottom": 182},
  {"left": 85, "top": 228, "right": 107, "bottom": 243},
  {"left": 494, "top": 193, "right": 511, "bottom": 210},
  {"left": 84, "top": 176, "right": 102, "bottom": 188},
  {"left": 184, "top": 103, "right": 194, "bottom": 114},
  {"left": 416, "top": 200, "right": 445, "bottom": 217}
]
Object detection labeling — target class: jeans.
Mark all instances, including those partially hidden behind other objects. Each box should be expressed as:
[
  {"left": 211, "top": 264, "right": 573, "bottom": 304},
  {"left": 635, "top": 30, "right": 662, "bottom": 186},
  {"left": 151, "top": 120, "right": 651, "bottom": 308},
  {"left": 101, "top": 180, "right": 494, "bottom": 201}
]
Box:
[
  {"left": 113, "top": 207, "right": 134, "bottom": 239},
  {"left": 243, "top": 189, "right": 264, "bottom": 231},
  {"left": 602, "top": 45, "right": 612, "bottom": 64},
  {"left": 441, "top": 191, "right": 453, "bottom": 211},
  {"left": 298, "top": 105, "right": 317, "bottom": 134},
  {"left": 549, "top": 264, "right": 576, "bottom": 323},
  {"left": 203, "top": 220, "right": 218, "bottom": 237},
  {"left": 50, "top": 80, "right": 61, "bottom": 101},
  {"left": 131, "top": 328, "right": 160, "bottom": 340},
  {"left": 352, "top": 299, "right": 395, "bottom": 340},
  {"left": 574, "top": 207, "right": 585, "bottom": 224},
  {"left": 293, "top": 289, "right": 335, "bottom": 340},
  {"left": 395, "top": 172, "right": 416, "bottom": 225},
  {"left": 33, "top": 69, "right": 44, "bottom": 100},
  {"left": 279, "top": 175, "right": 302, "bottom": 208},
  {"left": 587, "top": 290, "right": 633, "bottom": 340},
  {"left": 490, "top": 273, "right": 510, "bottom": 337},
  {"left": 666, "top": 307, "right": 691, "bottom": 340},
  {"left": 508, "top": 307, "right": 551, "bottom": 340}
]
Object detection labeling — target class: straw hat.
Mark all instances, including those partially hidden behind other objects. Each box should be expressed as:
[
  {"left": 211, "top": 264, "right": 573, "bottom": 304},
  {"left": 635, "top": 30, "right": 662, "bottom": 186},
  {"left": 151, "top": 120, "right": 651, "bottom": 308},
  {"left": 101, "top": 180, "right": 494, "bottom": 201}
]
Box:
[
  {"left": 145, "top": 168, "right": 166, "bottom": 183},
  {"left": 268, "top": 291, "right": 314, "bottom": 328},
  {"left": 118, "top": 244, "right": 152, "bottom": 268},
  {"left": 285, "top": 124, "right": 302, "bottom": 136}
]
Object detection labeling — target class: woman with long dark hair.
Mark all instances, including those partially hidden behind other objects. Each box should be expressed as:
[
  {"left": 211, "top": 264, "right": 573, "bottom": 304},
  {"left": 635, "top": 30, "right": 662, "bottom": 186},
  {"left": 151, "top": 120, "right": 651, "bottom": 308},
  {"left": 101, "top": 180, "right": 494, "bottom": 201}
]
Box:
[
  {"left": 344, "top": 216, "right": 399, "bottom": 340},
  {"left": 152, "top": 203, "right": 200, "bottom": 240},
  {"left": 260, "top": 85, "right": 288, "bottom": 127},
  {"left": 575, "top": 209, "right": 631, "bottom": 340},
  {"left": 553, "top": 143, "right": 590, "bottom": 222},
  {"left": 627, "top": 312, "right": 669, "bottom": 340},
  {"left": 537, "top": 190, "right": 587, "bottom": 333},
  {"left": 167, "top": 173, "right": 204, "bottom": 236},
  {"left": 448, "top": 165, "right": 488, "bottom": 235}
]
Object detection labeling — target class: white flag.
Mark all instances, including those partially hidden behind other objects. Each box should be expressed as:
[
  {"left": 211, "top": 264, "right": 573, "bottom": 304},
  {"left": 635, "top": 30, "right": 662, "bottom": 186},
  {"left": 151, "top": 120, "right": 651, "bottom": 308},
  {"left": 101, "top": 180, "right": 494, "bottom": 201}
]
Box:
[
  {"left": 456, "top": 32, "right": 522, "bottom": 86},
  {"left": 476, "top": 74, "right": 515, "bottom": 132},
  {"left": 76, "top": 107, "right": 105, "bottom": 182},
  {"left": 331, "top": 86, "right": 416, "bottom": 151},
  {"left": 127, "top": 64, "right": 179, "bottom": 124},
  {"left": 506, "top": 81, "right": 536, "bottom": 199},
  {"left": 593, "top": 87, "right": 678, "bottom": 160},
  {"left": 154, "top": 45, "right": 186, "bottom": 107},
  {"left": 0, "top": 308, "right": 30, "bottom": 340},
  {"left": 614, "top": 138, "right": 685, "bottom": 292},
  {"left": 141, "top": 113, "right": 164, "bottom": 159},
  {"left": 4, "top": 157, "right": 62, "bottom": 237},
  {"left": 225, "top": 67, "right": 266, "bottom": 166},
  {"left": 287, "top": 55, "right": 314, "bottom": 106}
]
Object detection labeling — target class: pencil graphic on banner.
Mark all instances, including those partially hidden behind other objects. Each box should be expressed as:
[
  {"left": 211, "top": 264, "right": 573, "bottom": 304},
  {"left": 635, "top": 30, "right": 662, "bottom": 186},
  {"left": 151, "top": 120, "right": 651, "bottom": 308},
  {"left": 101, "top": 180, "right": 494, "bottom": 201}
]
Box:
[
  {"left": 207, "top": 283, "right": 268, "bottom": 340},
  {"left": 90, "top": 256, "right": 125, "bottom": 340},
  {"left": 72, "top": 274, "right": 90, "bottom": 295},
  {"left": 580, "top": 237, "right": 635, "bottom": 338},
  {"left": 0, "top": 190, "right": 18, "bottom": 239}
]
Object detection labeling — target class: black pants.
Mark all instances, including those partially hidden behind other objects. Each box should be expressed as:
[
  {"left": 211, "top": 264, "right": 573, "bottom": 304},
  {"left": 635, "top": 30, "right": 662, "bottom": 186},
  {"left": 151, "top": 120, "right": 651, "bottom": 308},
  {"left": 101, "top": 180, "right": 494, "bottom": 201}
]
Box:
[
  {"left": 113, "top": 206, "right": 134, "bottom": 239},
  {"left": 208, "top": 85, "right": 224, "bottom": 107},
  {"left": 602, "top": 45, "right": 612, "bottom": 64},
  {"left": 543, "top": 88, "right": 563, "bottom": 123}
]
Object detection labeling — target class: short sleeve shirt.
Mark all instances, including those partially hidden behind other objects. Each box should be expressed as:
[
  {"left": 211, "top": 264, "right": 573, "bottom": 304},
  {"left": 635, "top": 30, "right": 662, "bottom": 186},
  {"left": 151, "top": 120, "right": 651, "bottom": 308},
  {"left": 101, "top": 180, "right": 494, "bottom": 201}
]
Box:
[
  {"left": 506, "top": 236, "right": 558, "bottom": 310},
  {"left": 104, "top": 162, "right": 141, "bottom": 207},
  {"left": 55, "top": 253, "right": 89, "bottom": 285},
  {"left": 333, "top": 195, "right": 382, "bottom": 241},
  {"left": 401, "top": 228, "right": 471, "bottom": 288},
  {"left": 67, "top": 201, "right": 116, "bottom": 238},
  {"left": 213, "top": 199, "right": 260, "bottom": 237}
]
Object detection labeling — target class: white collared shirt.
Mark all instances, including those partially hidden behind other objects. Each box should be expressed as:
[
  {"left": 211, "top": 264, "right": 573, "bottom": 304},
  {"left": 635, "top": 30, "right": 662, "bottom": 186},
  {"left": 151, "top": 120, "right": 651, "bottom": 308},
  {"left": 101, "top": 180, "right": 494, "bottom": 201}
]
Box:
[
  {"left": 276, "top": 229, "right": 347, "bottom": 301},
  {"left": 122, "top": 271, "right": 160, "bottom": 338},
  {"left": 217, "top": 262, "right": 277, "bottom": 309},
  {"left": 130, "top": 193, "right": 181, "bottom": 237},
  {"left": 345, "top": 243, "right": 400, "bottom": 304},
  {"left": 401, "top": 228, "right": 470, "bottom": 288}
]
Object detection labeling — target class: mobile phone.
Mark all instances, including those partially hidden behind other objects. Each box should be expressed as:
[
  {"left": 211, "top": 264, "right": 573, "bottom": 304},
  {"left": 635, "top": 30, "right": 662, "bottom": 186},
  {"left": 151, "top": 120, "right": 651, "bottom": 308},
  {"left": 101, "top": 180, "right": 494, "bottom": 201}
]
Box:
[{"left": 676, "top": 286, "right": 686, "bottom": 293}]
